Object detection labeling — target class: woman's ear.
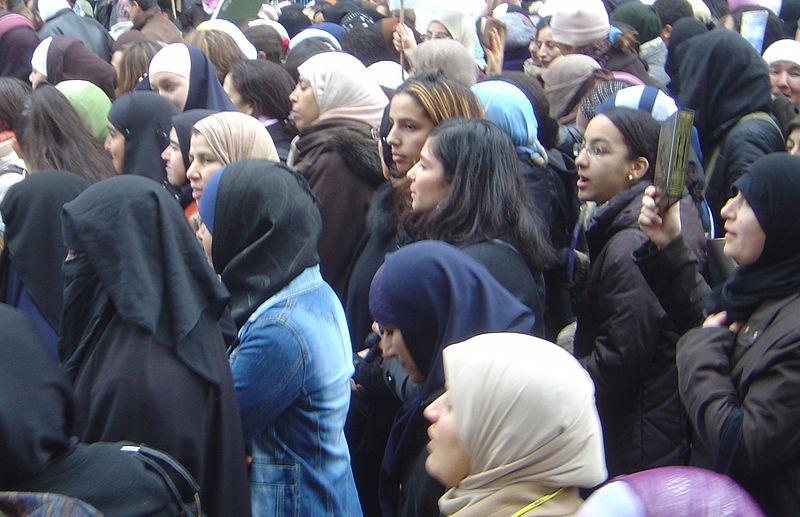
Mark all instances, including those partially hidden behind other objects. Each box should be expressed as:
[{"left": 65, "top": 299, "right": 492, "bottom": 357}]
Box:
[{"left": 629, "top": 156, "right": 649, "bottom": 181}]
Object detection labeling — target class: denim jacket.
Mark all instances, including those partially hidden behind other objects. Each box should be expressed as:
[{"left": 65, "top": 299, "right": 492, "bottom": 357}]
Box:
[{"left": 229, "top": 265, "right": 362, "bottom": 517}]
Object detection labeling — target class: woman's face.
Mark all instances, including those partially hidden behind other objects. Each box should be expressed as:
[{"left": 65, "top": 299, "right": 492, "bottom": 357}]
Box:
[
  {"left": 29, "top": 69, "right": 46, "bottom": 88},
  {"left": 289, "top": 77, "right": 320, "bottom": 131},
  {"left": 104, "top": 122, "right": 126, "bottom": 174},
  {"left": 386, "top": 92, "right": 436, "bottom": 174},
  {"left": 407, "top": 138, "right": 451, "bottom": 212},
  {"left": 161, "top": 128, "right": 186, "bottom": 187},
  {"left": 787, "top": 127, "right": 800, "bottom": 156},
  {"left": 372, "top": 321, "right": 425, "bottom": 382},
  {"left": 150, "top": 71, "right": 190, "bottom": 111},
  {"left": 187, "top": 132, "right": 223, "bottom": 201},
  {"left": 423, "top": 391, "right": 469, "bottom": 488},
  {"left": 575, "top": 114, "right": 639, "bottom": 204},
  {"left": 196, "top": 222, "right": 213, "bottom": 263},
  {"left": 769, "top": 61, "right": 800, "bottom": 105},
  {"left": 223, "top": 73, "right": 254, "bottom": 116},
  {"left": 424, "top": 20, "right": 452, "bottom": 41},
  {"left": 720, "top": 192, "right": 765, "bottom": 266},
  {"left": 535, "top": 26, "right": 562, "bottom": 68}
]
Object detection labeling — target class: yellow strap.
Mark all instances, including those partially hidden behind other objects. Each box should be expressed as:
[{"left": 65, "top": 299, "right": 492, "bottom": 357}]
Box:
[{"left": 508, "top": 487, "right": 566, "bottom": 517}]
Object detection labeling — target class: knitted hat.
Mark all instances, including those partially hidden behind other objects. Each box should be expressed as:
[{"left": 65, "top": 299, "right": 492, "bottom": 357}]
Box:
[
  {"left": 550, "top": 0, "right": 610, "bottom": 47},
  {"left": 763, "top": 39, "right": 800, "bottom": 67}
]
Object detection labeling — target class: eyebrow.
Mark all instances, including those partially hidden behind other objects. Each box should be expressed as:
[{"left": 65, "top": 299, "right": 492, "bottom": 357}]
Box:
[{"left": 587, "top": 137, "right": 611, "bottom": 145}]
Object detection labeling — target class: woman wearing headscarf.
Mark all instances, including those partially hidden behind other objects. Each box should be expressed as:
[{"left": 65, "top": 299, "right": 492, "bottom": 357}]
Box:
[
  {"left": 675, "top": 29, "right": 785, "bottom": 235},
  {"left": 636, "top": 152, "right": 800, "bottom": 517},
  {"left": 426, "top": 333, "right": 607, "bottom": 516},
  {"left": 196, "top": 160, "right": 361, "bottom": 517},
  {"left": 663, "top": 16, "right": 707, "bottom": 97},
  {"left": 762, "top": 39, "right": 800, "bottom": 132},
  {"left": 0, "top": 171, "right": 87, "bottom": 360},
  {"left": 577, "top": 466, "right": 766, "bottom": 517},
  {"left": 29, "top": 35, "right": 117, "bottom": 100},
  {"left": 59, "top": 176, "right": 251, "bottom": 517},
  {"left": 55, "top": 80, "right": 112, "bottom": 144},
  {"left": 147, "top": 43, "right": 235, "bottom": 112},
  {"left": 0, "top": 11, "right": 38, "bottom": 81},
  {"left": 288, "top": 51, "right": 388, "bottom": 299},
  {"left": 188, "top": 111, "right": 278, "bottom": 203},
  {"left": 106, "top": 90, "right": 179, "bottom": 185},
  {"left": 369, "top": 240, "right": 537, "bottom": 517},
  {"left": 542, "top": 54, "right": 602, "bottom": 125},
  {"left": 0, "top": 304, "right": 194, "bottom": 515}
]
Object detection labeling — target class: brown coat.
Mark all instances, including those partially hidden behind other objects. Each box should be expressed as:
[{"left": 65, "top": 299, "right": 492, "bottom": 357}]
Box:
[{"left": 132, "top": 6, "right": 182, "bottom": 44}]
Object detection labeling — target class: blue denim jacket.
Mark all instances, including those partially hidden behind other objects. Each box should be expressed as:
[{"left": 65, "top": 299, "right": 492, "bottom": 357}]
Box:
[{"left": 229, "top": 266, "right": 362, "bottom": 517}]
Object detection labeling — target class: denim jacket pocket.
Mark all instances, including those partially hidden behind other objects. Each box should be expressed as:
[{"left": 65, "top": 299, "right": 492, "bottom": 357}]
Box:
[{"left": 250, "top": 461, "right": 300, "bottom": 517}]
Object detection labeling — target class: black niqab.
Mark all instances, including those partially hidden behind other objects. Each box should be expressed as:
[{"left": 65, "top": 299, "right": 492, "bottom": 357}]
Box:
[
  {"left": 108, "top": 91, "right": 178, "bottom": 183},
  {"left": 0, "top": 170, "right": 88, "bottom": 331},
  {"left": 664, "top": 17, "right": 707, "bottom": 97},
  {"left": 199, "top": 159, "right": 321, "bottom": 327}
]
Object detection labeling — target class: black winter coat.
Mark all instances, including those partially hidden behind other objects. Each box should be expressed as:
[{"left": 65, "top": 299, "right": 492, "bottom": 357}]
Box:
[{"left": 39, "top": 8, "right": 112, "bottom": 61}]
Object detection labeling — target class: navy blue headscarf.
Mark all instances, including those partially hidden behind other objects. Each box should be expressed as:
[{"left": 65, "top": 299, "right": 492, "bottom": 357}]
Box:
[{"left": 369, "top": 240, "right": 536, "bottom": 517}]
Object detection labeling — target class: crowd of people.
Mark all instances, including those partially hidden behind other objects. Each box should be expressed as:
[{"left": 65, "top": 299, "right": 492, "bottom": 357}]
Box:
[{"left": 0, "top": 0, "right": 799, "bottom": 515}]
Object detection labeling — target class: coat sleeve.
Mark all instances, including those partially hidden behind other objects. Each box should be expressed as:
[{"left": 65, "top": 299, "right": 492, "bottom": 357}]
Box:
[
  {"left": 229, "top": 320, "right": 305, "bottom": 443},
  {"left": 579, "top": 229, "right": 666, "bottom": 394},
  {"left": 678, "top": 324, "right": 800, "bottom": 476}
]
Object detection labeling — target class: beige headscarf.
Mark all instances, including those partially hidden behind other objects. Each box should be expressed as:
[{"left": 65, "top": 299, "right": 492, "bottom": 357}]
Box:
[
  {"left": 192, "top": 111, "right": 278, "bottom": 164},
  {"left": 439, "top": 333, "right": 607, "bottom": 517},
  {"left": 542, "top": 54, "right": 601, "bottom": 125},
  {"left": 407, "top": 39, "right": 478, "bottom": 87},
  {"left": 297, "top": 52, "right": 388, "bottom": 128}
]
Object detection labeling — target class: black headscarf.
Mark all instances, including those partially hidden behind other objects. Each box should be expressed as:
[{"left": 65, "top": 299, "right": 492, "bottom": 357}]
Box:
[
  {"left": 186, "top": 44, "right": 235, "bottom": 112},
  {"left": 0, "top": 303, "right": 74, "bottom": 486},
  {"left": 665, "top": 17, "right": 708, "bottom": 97},
  {"left": 676, "top": 29, "right": 772, "bottom": 156},
  {"left": 46, "top": 35, "right": 117, "bottom": 100},
  {"left": 368, "top": 240, "right": 536, "bottom": 517},
  {"left": 172, "top": 109, "right": 218, "bottom": 171},
  {"left": 706, "top": 153, "right": 800, "bottom": 320},
  {"left": 0, "top": 170, "right": 88, "bottom": 332},
  {"left": 60, "top": 175, "right": 230, "bottom": 384},
  {"left": 108, "top": 90, "right": 179, "bottom": 183},
  {"left": 197, "top": 159, "right": 321, "bottom": 327}
]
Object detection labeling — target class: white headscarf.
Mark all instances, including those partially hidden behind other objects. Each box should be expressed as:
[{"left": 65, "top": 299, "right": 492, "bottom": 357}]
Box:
[
  {"left": 439, "top": 333, "right": 607, "bottom": 516},
  {"left": 37, "top": 0, "right": 70, "bottom": 21},
  {"left": 297, "top": 52, "right": 388, "bottom": 128},
  {"left": 149, "top": 42, "right": 191, "bottom": 81},
  {"left": 31, "top": 37, "right": 53, "bottom": 77},
  {"left": 763, "top": 39, "right": 800, "bottom": 68}
]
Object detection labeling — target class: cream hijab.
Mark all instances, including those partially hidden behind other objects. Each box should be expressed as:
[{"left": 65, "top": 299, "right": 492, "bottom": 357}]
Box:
[
  {"left": 192, "top": 111, "right": 278, "bottom": 164},
  {"left": 542, "top": 54, "right": 601, "bottom": 125},
  {"left": 439, "top": 333, "right": 607, "bottom": 517},
  {"left": 296, "top": 52, "right": 388, "bottom": 128}
]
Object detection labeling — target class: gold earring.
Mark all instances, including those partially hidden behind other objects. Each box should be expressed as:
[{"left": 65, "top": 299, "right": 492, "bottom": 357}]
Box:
[{"left": 627, "top": 173, "right": 634, "bottom": 182}]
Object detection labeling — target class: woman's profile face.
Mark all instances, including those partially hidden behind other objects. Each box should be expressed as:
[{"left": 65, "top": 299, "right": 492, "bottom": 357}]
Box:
[
  {"left": 424, "top": 391, "right": 469, "bottom": 487},
  {"left": 288, "top": 77, "right": 320, "bottom": 131},
  {"left": 386, "top": 92, "right": 436, "bottom": 174},
  {"left": 187, "top": 132, "right": 223, "bottom": 201},
  {"left": 161, "top": 128, "right": 186, "bottom": 187},
  {"left": 535, "top": 26, "right": 562, "bottom": 68},
  {"left": 720, "top": 192, "right": 765, "bottom": 266},
  {"left": 372, "top": 321, "right": 425, "bottom": 382},
  {"left": 407, "top": 138, "right": 451, "bottom": 212},
  {"left": 223, "top": 73, "right": 254, "bottom": 116},
  {"left": 574, "top": 114, "right": 636, "bottom": 204},
  {"left": 787, "top": 126, "right": 800, "bottom": 156},
  {"left": 150, "top": 71, "right": 190, "bottom": 111},
  {"left": 104, "top": 122, "right": 126, "bottom": 174}
]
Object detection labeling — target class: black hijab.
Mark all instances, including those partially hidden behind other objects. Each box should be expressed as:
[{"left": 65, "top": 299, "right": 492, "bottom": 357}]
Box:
[
  {"left": 676, "top": 29, "right": 772, "bottom": 156},
  {"left": 0, "top": 170, "right": 88, "bottom": 332},
  {"left": 60, "top": 175, "right": 230, "bottom": 384},
  {"left": 706, "top": 153, "right": 800, "bottom": 320},
  {"left": 197, "top": 159, "right": 321, "bottom": 327},
  {"left": 172, "top": 109, "right": 218, "bottom": 171},
  {"left": 0, "top": 303, "right": 74, "bottom": 486},
  {"left": 46, "top": 35, "right": 117, "bottom": 100},
  {"left": 368, "top": 240, "right": 536, "bottom": 517},
  {"left": 108, "top": 90, "right": 179, "bottom": 183},
  {"left": 186, "top": 44, "right": 235, "bottom": 112},
  {"left": 664, "top": 17, "right": 707, "bottom": 97}
]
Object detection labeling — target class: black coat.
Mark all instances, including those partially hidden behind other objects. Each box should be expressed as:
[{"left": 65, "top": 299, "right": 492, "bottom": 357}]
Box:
[
  {"left": 39, "top": 8, "right": 112, "bottom": 61},
  {"left": 574, "top": 183, "right": 705, "bottom": 477}
]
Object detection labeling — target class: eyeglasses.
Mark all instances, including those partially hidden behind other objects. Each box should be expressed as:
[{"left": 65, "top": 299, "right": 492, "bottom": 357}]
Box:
[
  {"left": 573, "top": 142, "right": 611, "bottom": 160},
  {"left": 422, "top": 31, "right": 452, "bottom": 41}
]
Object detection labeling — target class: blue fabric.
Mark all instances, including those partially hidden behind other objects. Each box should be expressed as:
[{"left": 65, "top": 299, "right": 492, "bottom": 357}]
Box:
[
  {"left": 197, "top": 166, "right": 225, "bottom": 234},
  {"left": 3, "top": 263, "right": 58, "bottom": 361},
  {"left": 230, "top": 265, "right": 362, "bottom": 517},
  {"left": 186, "top": 44, "right": 235, "bottom": 112},
  {"left": 471, "top": 80, "right": 541, "bottom": 160},
  {"left": 311, "top": 22, "right": 345, "bottom": 42}
]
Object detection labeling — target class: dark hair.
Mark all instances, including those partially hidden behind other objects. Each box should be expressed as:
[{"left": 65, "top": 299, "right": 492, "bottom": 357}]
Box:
[
  {"left": 185, "top": 29, "right": 247, "bottom": 83},
  {"left": 653, "top": 0, "right": 693, "bottom": 27},
  {"left": 394, "top": 71, "right": 484, "bottom": 126},
  {"left": 489, "top": 71, "right": 558, "bottom": 150},
  {"left": 597, "top": 106, "right": 661, "bottom": 181},
  {"left": 0, "top": 77, "right": 31, "bottom": 133},
  {"left": 243, "top": 25, "right": 283, "bottom": 63},
  {"left": 12, "top": 84, "right": 116, "bottom": 183},
  {"left": 278, "top": 5, "right": 312, "bottom": 38},
  {"left": 341, "top": 24, "right": 395, "bottom": 66},
  {"left": 133, "top": 0, "right": 157, "bottom": 11},
  {"left": 116, "top": 38, "right": 163, "bottom": 96},
  {"left": 413, "top": 118, "right": 555, "bottom": 270},
  {"left": 731, "top": 6, "right": 784, "bottom": 52},
  {"left": 284, "top": 38, "right": 336, "bottom": 82},
  {"left": 229, "top": 59, "right": 297, "bottom": 138},
  {"left": 535, "top": 15, "right": 551, "bottom": 33}
]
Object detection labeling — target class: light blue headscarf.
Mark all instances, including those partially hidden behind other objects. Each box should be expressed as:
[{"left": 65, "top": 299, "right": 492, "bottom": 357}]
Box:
[{"left": 471, "top": 80, "right": 543, "bottom": 161}]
